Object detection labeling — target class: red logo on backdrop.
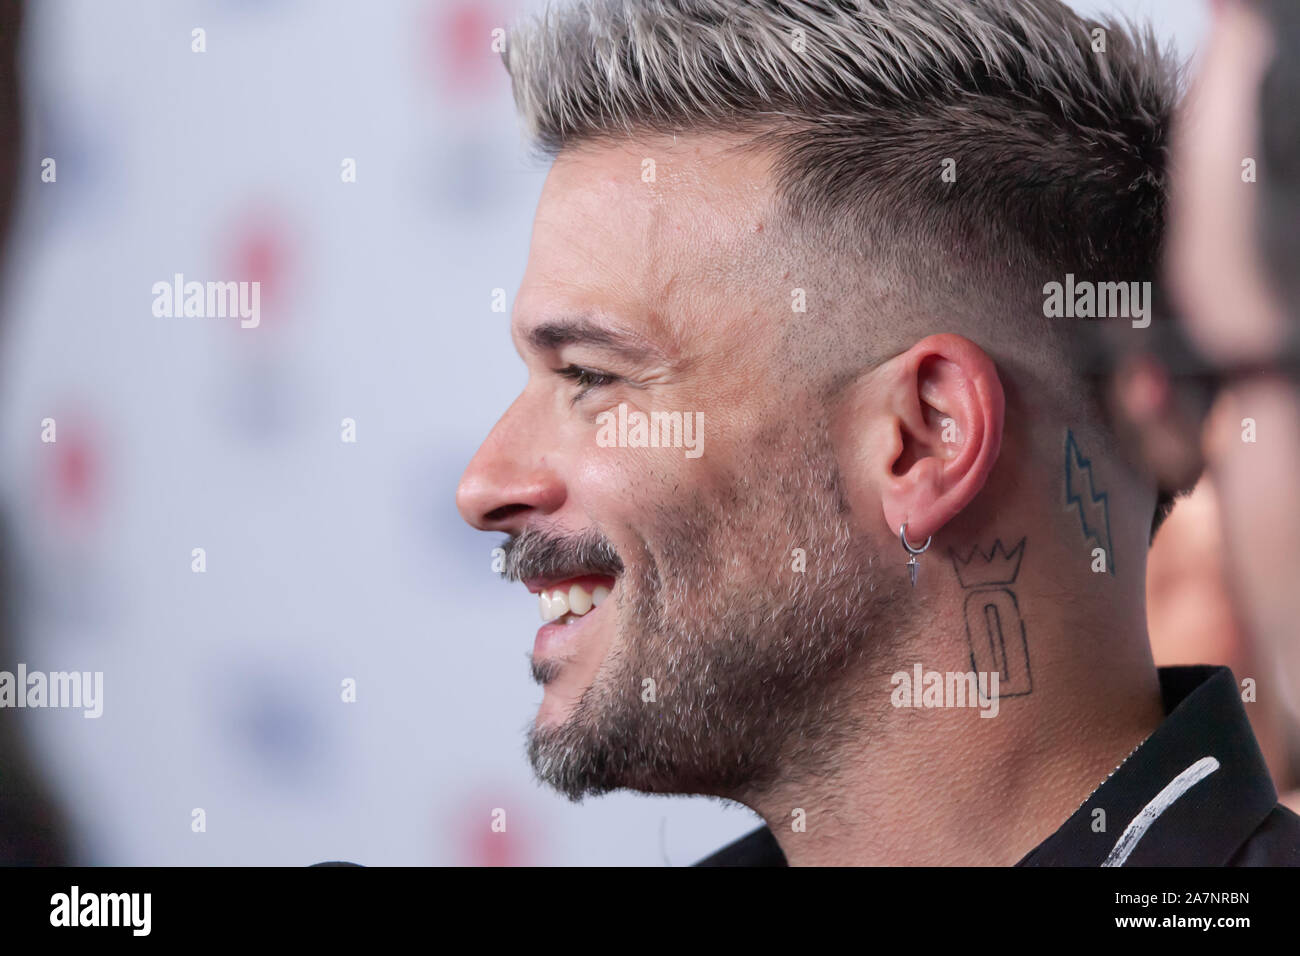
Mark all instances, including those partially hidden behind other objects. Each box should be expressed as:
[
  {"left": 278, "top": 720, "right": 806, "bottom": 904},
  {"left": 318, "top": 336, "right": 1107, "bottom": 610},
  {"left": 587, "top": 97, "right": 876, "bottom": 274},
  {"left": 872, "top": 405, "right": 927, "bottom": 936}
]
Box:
[
  {"left": 425, "top": 0, "right": 504, "bottom": 98},
  {"left": 224, "top": 209, "right": 295, "bottom": 329},
  {"left": 460, "top": 793, "right": 536, "bottom": 866},
  {"left": 55, "top": 435, "right": 95, "bottom": 514},
  {"left": 39, "top": 408, "right": 101, "bottom": 535}
]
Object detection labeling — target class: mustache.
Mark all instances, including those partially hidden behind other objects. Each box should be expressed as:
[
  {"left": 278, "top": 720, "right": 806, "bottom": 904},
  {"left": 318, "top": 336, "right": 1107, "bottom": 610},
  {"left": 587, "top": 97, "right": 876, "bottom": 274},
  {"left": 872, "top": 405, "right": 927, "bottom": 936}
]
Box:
[{"left": 500, "top": 527, "right": 624, "bottom": 583}]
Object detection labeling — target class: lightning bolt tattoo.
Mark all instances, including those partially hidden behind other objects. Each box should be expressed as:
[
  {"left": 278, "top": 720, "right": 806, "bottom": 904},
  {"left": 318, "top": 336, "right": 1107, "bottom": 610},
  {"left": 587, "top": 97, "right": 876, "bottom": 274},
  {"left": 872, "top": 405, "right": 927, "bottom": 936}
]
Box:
[{"left": 1064, "top": 429, "right": 1115, "bottom": 575}]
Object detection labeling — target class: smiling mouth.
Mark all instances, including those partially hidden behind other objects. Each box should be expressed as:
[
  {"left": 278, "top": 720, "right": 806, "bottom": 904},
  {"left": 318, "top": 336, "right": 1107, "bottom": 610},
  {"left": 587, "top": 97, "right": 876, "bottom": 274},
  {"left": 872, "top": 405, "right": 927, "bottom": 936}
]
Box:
[{"left": 530, "top": 574, "right": 616, "bottom": 625}]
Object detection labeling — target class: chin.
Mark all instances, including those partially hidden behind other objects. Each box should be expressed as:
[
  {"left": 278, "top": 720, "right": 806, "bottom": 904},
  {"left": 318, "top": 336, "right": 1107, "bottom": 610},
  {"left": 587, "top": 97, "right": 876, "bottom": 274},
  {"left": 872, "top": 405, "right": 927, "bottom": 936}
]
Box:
[{"left": 535, "top": 683, "right": 585, "bottom": 728}]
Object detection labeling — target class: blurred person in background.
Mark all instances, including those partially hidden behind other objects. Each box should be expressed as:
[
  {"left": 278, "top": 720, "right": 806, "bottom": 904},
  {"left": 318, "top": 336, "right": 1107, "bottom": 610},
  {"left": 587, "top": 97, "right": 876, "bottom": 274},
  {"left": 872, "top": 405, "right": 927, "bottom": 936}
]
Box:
[
  {"left": 0, "top": 0, "right": 70, "bottom": 865},
  {"left": 1146, "top": 479, "right": 1300, "bottom": 810},
  {"left": 1114, "top": 0, "right": 1300, "bottom": 787}
]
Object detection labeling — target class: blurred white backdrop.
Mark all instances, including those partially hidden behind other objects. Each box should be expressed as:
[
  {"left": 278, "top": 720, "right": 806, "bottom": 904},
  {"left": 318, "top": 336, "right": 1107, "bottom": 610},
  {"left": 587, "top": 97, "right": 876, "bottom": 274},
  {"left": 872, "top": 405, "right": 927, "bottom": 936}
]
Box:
[{"left": 0, "top": 0, "right": 1208, "bottom": 865}]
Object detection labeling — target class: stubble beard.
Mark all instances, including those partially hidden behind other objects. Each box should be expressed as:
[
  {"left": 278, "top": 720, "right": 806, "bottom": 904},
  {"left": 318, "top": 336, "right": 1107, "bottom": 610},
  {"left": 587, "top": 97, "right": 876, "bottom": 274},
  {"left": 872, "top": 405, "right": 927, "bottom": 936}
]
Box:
[{"left": 526, "top": 419, "right": 904, "bottom": 804}]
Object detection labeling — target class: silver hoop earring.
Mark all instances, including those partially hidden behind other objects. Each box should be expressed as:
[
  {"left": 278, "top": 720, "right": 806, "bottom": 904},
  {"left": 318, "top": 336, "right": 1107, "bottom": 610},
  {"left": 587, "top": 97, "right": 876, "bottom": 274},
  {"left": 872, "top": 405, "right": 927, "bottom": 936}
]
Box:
[{"left": 900, "top": 523, "right": 932, "bottom": 588}]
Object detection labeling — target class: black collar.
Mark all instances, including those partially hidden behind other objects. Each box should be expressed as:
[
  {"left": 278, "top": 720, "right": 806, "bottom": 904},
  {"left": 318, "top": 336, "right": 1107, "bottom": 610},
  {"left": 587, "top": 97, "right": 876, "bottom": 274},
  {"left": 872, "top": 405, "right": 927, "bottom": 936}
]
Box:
[
  {"left": 1017, "top": 665, "right": 1278, "bottom": 865},
  {"left": 694, "top": 666, "right": 1285, "bottom": 866}
]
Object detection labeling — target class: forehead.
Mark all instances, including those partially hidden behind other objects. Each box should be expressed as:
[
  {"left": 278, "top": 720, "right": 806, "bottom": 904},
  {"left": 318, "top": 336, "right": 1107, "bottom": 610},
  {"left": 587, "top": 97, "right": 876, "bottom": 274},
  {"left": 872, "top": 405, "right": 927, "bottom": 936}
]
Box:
[{"left": 514, "top": 132, "right": 780, "bottom": 350}]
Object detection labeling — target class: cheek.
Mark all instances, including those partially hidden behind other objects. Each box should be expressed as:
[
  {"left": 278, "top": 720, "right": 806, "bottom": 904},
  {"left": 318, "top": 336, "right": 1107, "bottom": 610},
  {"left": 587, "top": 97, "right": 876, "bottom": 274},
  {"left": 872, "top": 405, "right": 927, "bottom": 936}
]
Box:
[
  {"left": 570, "top": 428, "right": 723, "bottom": 525},
  {"left": 568, "top": 443, "right": 659, "bottom": 552},
  {"left": 573, "top": 441, "right": 632, "bottom": 498}
]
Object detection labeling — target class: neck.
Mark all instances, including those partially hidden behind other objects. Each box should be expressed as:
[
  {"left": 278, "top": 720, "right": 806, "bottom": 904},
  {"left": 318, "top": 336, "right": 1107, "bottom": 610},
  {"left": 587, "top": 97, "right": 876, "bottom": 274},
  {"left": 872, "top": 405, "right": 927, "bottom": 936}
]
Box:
[{"left": 744, "top": 547, "right": 1166, "bottom": 866}]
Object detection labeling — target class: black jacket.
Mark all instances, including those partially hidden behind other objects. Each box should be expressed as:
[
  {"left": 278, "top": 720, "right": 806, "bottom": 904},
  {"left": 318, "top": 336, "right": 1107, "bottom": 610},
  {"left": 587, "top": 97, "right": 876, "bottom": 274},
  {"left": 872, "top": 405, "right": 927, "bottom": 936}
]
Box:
[{"left": 695, "top": 666, "right": 1300, "bottom": 866}]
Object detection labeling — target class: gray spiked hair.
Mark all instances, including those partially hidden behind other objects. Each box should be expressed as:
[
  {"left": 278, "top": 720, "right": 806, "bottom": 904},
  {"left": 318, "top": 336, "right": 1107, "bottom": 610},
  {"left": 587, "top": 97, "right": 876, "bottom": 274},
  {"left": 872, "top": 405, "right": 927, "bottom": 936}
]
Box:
[{"left": 503, "top": 0, "right": 1178, "bottom": 287}]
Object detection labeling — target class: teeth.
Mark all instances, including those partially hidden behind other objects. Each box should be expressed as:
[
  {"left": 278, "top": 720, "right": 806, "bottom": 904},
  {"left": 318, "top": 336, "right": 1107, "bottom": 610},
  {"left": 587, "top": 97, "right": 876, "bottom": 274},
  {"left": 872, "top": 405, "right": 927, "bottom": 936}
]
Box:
[
  {"left": 537, "top": 583, "right": 607, "bottom": 622},
  {"left": 549, "top": 589, "right": 569, "bottom": 618},
  {"left": 568, "top": 584, "right": 592, "bottom": 615}
]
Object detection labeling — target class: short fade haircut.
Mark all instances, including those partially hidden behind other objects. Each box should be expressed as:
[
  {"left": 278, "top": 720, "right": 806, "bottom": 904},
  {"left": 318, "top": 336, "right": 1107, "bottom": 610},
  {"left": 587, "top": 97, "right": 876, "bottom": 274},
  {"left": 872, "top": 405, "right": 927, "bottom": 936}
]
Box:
[{"left": 502, "top": 0, "right": 1181, "bottom": 524}]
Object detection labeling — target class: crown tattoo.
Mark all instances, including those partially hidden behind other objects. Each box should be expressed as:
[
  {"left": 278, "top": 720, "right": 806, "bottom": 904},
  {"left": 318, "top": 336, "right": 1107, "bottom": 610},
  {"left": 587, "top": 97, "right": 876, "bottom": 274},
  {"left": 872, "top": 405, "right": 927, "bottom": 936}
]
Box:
[{"left": 948, "top": 538, "right": 1026, "bottom": 589}]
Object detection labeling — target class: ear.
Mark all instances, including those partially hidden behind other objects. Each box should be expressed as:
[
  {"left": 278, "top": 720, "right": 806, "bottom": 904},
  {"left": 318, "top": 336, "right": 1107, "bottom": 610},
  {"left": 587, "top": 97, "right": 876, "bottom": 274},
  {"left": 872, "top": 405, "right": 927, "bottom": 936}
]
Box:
[
  {"left": 873, "top": 334, "right": 1004, "bottom": 542},
  {"left": 1110, "top": 351, "right": 1206, "bottom": 493}
]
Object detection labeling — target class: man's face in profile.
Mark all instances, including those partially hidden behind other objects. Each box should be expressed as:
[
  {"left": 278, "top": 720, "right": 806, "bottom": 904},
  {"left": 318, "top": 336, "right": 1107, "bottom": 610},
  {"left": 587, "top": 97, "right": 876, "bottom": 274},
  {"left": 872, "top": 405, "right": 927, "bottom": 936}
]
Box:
[
  {"left": 1167, "top": 0, "right": 1300, "bottom": 669},
  {"left": 457, "top": 134, "right": 895, "bottom": 801}
]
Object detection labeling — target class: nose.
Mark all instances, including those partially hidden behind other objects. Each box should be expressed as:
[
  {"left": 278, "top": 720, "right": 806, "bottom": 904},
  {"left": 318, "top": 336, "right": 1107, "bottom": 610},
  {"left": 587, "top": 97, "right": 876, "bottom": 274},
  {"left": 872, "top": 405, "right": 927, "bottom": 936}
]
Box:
[{"left": 456, "top": 399, "right": 566, "bottom": 533}]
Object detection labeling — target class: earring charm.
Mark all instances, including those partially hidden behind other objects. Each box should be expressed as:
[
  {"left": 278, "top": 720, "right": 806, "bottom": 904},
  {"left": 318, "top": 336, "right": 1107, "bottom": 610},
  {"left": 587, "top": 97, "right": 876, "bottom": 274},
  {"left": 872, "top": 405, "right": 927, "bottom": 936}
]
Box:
[{"left": 900, "top": 523, "right": 932, "bottom": 588}]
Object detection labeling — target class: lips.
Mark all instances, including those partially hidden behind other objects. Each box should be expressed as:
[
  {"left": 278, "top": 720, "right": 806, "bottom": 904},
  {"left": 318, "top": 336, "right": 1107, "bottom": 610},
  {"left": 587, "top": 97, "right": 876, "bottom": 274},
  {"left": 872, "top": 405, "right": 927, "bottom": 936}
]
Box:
[{"left": 507, "top": 527, "right": 624, "bottom": 662}]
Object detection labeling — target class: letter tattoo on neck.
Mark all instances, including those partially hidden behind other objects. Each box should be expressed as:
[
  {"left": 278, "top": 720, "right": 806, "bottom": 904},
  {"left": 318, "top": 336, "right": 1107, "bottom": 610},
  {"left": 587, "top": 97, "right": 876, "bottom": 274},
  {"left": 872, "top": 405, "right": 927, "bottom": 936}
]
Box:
[{"left": 949, "top": 538, "right": 1033, "bottom": 699}]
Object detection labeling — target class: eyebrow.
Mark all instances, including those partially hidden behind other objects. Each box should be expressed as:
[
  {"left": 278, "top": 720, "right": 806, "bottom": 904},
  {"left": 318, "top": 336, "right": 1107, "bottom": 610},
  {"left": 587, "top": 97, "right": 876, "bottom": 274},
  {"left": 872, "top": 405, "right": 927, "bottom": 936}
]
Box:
[{"left": 524, "top": 316, "right": 667, "bottom": 363}]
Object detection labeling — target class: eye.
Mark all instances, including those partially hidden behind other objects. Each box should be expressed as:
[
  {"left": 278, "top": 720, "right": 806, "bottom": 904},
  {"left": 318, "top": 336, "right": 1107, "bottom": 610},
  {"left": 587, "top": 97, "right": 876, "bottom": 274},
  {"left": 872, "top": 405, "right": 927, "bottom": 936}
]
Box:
[{"left": 556, "top": 364, "right": 618, "bottom": 401}]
